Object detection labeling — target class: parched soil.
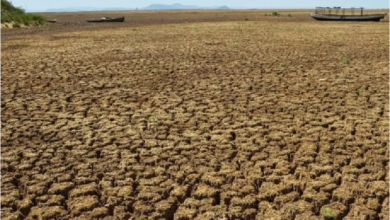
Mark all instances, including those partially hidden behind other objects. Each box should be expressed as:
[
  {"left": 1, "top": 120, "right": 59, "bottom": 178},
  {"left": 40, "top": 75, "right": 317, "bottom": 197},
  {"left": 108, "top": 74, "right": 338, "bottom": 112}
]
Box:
[
  {"left": 1, "top": 11, "right": 389, "bottom": 220},
  {"left": 1, "top": 9, "right": 388, "bottom": 39}
]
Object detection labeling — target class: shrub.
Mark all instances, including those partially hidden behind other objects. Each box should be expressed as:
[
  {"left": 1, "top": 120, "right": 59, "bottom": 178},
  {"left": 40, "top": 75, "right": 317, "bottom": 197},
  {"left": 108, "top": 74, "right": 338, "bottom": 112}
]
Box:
[
  {"left": 265, "top": 12, "right": 284, "bottom": 17},
  {"left": 147, "top": 115, "right": 159, "bottom": 132},
  {"left": 1, "top": 0, "right": 45, "bottom": 25},
  {"left": 1, "top": 0, "right": 24, "bottom": 14},
  {"left": 341, "top": 56, "right": 349, "bottom": 64},
  {"left": 380, "top": 43, "right": 387, "bottom": 51},
  {"left": 355, "top": 89, "right": 360, "bottom": 97},
  {"left": 1, "top": 14, "right": 11, "bottom": 22},
  {"left": 12, "top": 22, "right": 21, "bottom": 28},
  {"left": 21, "top": 13, "right": 45, "bottom": 25},
  {"left": 322, "top": 208, "right": 334, "bottom": 217}
]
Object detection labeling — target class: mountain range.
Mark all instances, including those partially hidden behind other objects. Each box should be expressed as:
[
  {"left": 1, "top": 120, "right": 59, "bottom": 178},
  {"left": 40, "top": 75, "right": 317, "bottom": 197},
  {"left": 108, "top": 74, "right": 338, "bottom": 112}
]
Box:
[{"left": 45, "top": 4, "right": 230, "bottom": 12}]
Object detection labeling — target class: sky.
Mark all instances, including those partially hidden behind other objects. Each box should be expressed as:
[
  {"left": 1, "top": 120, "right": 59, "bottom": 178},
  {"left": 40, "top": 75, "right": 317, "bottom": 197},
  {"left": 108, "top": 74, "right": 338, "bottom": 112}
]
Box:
[{"left": 10, "top": 0, "right": 389, "bottom": 12}]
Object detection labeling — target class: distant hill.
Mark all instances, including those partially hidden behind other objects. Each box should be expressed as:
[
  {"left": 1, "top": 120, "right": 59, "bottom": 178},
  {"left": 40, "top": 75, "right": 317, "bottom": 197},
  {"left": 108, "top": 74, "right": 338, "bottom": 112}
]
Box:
[
  {"left": 45, "top": 3, "right": 230, "bottom": 12},
  {"left": 143, "top": 3, "right": 198, "bottom": 10},
  {"left": 217, "top": 6, "right": 230, "bottom": 10}
]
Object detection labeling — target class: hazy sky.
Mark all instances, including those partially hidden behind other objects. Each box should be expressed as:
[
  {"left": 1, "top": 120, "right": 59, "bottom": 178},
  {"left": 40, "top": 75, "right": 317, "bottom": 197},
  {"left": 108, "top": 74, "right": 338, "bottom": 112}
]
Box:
[{"left": 11, "top": 0, "right": 389, "bottom": 12}]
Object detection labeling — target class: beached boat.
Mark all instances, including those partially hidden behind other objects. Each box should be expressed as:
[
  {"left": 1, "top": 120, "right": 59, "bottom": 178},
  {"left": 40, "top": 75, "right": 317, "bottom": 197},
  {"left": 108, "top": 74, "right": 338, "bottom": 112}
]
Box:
[
  {"left": 310, "top": 7, "right": 386, "bottom": 22},
  {"left": 46, "top": 19, "right": 57, "bottom": 23},
  {"left": 87, "top": 16, "right": 125, "bottom": 23}
]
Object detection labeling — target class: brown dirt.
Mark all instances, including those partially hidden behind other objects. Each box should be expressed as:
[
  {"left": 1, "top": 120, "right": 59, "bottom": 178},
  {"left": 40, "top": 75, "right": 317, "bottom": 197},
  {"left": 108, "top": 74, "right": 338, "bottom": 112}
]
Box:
[
  {"left": 1, "top": 9, "right": 388, "bottom": 40},
  {"left": 1, "top": 9, "right": 389, "bottom": 220}
]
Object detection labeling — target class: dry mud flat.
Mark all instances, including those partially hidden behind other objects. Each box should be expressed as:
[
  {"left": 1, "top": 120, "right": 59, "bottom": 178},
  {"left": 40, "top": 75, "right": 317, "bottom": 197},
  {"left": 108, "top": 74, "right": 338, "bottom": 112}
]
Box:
[
  {"left": 1, "top": 9, "right": 388, "bottom": 39},
  {"left": 1, "top": 10, "right": 312, "bottom": 39},
  {"left": 1, "top": 18, "right": 389, "bottom": 219}
]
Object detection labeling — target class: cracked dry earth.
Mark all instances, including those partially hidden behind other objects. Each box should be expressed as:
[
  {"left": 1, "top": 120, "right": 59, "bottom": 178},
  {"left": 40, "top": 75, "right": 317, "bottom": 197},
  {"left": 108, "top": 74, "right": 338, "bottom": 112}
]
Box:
[{"left": 1, "top": 20, "right": 389, "bottom": 220}]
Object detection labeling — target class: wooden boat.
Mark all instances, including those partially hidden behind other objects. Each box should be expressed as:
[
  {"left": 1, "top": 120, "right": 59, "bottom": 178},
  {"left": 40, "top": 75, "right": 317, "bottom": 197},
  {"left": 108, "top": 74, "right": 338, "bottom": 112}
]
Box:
[
  {"left": 311, "top": 7, "right": 386, "bottom": 22},
  {"left": 46, "top": 19, "right": 57, "bottom": 23},
  {"left": 87, "top": 16, "right": 125, "bottom": 23},
  {"left": 310, "top": 14, "right": 386, "bottom": 21}
]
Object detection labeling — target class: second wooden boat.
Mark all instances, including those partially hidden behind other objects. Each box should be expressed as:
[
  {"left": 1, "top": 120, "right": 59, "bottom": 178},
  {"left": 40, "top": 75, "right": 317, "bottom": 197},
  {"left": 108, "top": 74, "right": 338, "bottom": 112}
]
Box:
[
  {"left": 87, "top": 16, "right": 125, "bottom": 23},
  {"left": 46, "top": 19, "right": 57, "bottom": 23}
]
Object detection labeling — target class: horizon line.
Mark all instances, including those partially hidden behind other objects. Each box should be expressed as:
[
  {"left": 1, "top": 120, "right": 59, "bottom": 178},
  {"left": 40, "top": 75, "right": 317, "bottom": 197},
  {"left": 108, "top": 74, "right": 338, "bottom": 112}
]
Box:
[{"left": 27, "top": 7, "right": 390, "bottom": 13}]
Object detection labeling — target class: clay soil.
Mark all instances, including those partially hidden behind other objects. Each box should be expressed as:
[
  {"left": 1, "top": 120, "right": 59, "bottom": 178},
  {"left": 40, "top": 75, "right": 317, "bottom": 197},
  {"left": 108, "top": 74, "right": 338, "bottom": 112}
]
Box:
[{"left": 1, "top": 9, "right": 389, "bottom": 220}]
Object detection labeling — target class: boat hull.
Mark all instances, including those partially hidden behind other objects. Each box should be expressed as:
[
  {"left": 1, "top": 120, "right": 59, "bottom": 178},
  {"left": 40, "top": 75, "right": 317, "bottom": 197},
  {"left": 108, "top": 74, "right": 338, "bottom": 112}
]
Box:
[
  {"left": 310, "top": 14, "right": 385, "bottom": 21},
  {"left": 87, "top": 17, "right": 125, "bottom": 23}
]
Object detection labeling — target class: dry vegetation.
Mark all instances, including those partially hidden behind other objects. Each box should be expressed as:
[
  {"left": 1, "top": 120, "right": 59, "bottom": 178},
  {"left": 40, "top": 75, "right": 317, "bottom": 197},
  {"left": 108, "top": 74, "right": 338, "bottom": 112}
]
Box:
[{"left": 1, "top": 10, "right": 389, "bottom": 220}]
